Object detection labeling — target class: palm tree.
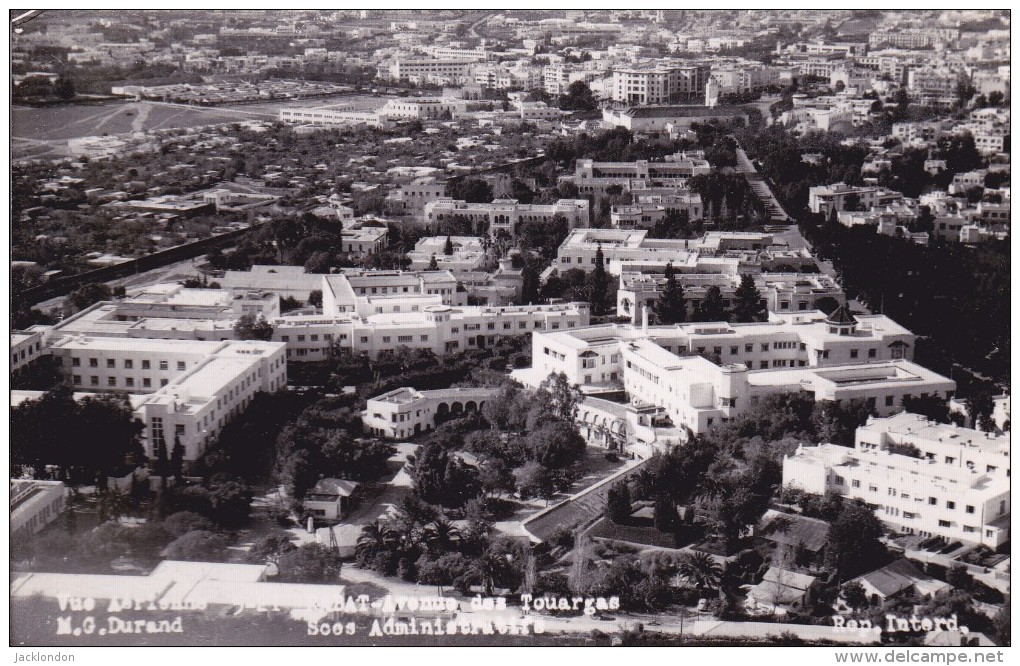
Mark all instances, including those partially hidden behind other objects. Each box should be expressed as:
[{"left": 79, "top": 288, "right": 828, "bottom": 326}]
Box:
[
  {"left": 355, "top": 521, "right": 397, "bottom": 567},
  {"left": 677, "top": 551, "right": 723, "bottom": 594},
  {"left": 424, "top": 518, "right": 461, "bottom": 555}
]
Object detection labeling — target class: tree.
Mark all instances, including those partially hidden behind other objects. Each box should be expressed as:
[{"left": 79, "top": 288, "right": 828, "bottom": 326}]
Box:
[
  {"left": 356, "top": 521, "right": 398, "bottom": 567},
  {"left": 538, "top": 372, "right": 582, "bottom": 421},
  {"left": 307, "top": 289, "right": 323, "bottom": 308},
  {"left": 162, "top": 511, "right": 215, "bottom": 538},
  {"left": 277, "top": 543, "right": 343, "bottom": 583},
  {"left": 428, "top": 254, "right": 439, "bottom": 270},
  {"left": 444, "top": 235, "right": 454, "bottom": 256},
  {"left": 66, "top": 282, "right": 112, "bottom": 313},
  {"left": 447, "top": 178, "right": 493, "bottom": 204},
  {"left": 656, "top": 262, "right": 686, "bottom": 324},
  {"left": 154, "top": 437, "right": 170, "bottom": 492},
  {"left": 826, "top": 501, "right": 888, "bottom": 580},
  {"left": 53, "top": 75, "right": 76, "bottom": 101},
  {"left": 233, "top": 313, "right": 274, "bottom": 341},
  {"left": 606, "top": 481, "right": 631, "bottom": 524},
  {"left": 993, "top": 601, "right": 1010, "bottom": 646},
  {"left": 246, "top": 534, "right": 297, "bottom": 564},
  {"left": 590, "top": 244, "right": 609, "bottom": 316},
  {"left": 733, "top": 275, "right": 765, "bottom": 323},
  {"left": 515, "top": 461, "right": 554, "bottom": 501},
  {"left": 529, "top": 421, "right": 586, "bottom": 469},
  {"left": 171, "top": 434, "right": 185, "bottom": 481},
  {"left": 558, "top": 80, "right": 597, "bottom": 112},
  {"left": 411, "top": 443, "right": 450, "bottom": 505},
  {"left": 677, "top": 551, "right": 723, "bottom": 593},
  {"left": 164, "top": 530, "right": 229, "bottom": 562},
  {"left": 695, "top": 285, "right": 727, "bottom": 322},
  {"left": 841, "top": 581, "right": 868, "bottom": 611},
  {"left": 966, "top": 391, "right": 995, "bottom": 430},
  {"left": 653, "top": 496, "right": 679, "bottom": 533}
]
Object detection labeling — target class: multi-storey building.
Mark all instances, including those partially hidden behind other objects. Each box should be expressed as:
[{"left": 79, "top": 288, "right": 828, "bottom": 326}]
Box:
[
  {"left": 554, "top": 229, "right": 814, "bottom": 276},
  {"left": 379, "top": 97, "right": 467, "bottom": 120},
  {"left": 611, "top": 62, "right": 711, "bottom": 105},
  {"left": 11, "top": 329, "right": 45, "bottom": 376},
  {"left": 601, "top": 105, "right": 750, "bottom": 133},
  {"left": 46, "top": 337, "right": 287, "bottom": 463},
  {"left": 907, "top": 67, "right": 962, "bottom": 98},
  {"left": 423, "top": 198, "right": 590, "bottom": 235},
  {"left": 11, "top": 480, "right": 67, "bottom": 540},
  {"left": 617, "top": 271, "right": 844, "bottom": 324},
  {"left": 782, "top": 414, "right": 1009, "bottom": 548},
  {"left": 610, "top": 192, "right": 704, "bottom": 229},
  {"left": 808, "top": 183, "right": 905, "bottom": 216},
  {"left": 559, "top": 153, "right": 711, "bottom": 196},
  {"left": 385, "top": 177, "right": 448, "bottom": 214},
  {"left": 406, "top": 236, "right": 488, "bottom": 272},
  {"left": 362, "top": 386, "right": 499, "bottom": 439},
  {"left": 514, "top": 307, "right": 954, "bottom": 435},
  {"left": 385, "top": 58, "right": 476, "bottom": 84},
  {"left": 278, "top": 105, "right": 391, "bottom": 129}
]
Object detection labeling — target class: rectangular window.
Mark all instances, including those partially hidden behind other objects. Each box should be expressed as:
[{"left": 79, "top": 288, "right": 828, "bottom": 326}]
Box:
[
  {"left": 126, "top": 378, "right": 134, "bottom": 387},
  {"left": 852, "top": 479, "right": 861, "bottom": 488},
  {"left": 108, "top": 377, "right": 116, "bottom": 387},
  {"left": 124, "top": 360, "right": 133, "bottom": 369},
  {"left": 142, "top": 360, "right": 151, "bottom": 369},
  {"left": 159, "top": 361, "right": 169, "bottom": 370},
  {"left": 177, "top": 361, "right": 186, "bottom": 371},
  {"left": 89, "top": 358, "right": 98, "bottom": 368},
  {"left": 850, "top": 349, "right": 859, "bottom": 359},
  {"left": 143, "top": 378, "right": 151, "bottom": 388},
  {"left": 965, "top": 505, "right": 974, "bottom": 514},
  {"left": 946, "top": 501, "right": 955, "bottom": 509},
  {"left": 73, "top": 375, "right": 82, "bottom": 384},
  {"left": 72, "top": 357, "right": 81, "bottom": 367},
  {"left": 90, "top": 376, "right": 99, "bottom": 386},
  {"left": 938, "top": 520, "right": 951, "bottom": 528},
  {"left": 107, "top": 359, "right": 116, "bottom": 368},
  {"left": 745, "top": 344, "right": 753, "bottom": 353},
  {"left": 885, "top": 395, "right": 894, "bottom": 407}
]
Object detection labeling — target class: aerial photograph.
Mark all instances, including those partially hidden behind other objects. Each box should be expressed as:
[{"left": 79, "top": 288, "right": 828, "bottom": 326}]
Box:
[{"left": 8, "top": 8, "right": 1011, "bottom": 656}]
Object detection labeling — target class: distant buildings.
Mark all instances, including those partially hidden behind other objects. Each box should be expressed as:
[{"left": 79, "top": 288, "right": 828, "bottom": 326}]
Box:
[
  {"left": 783, "top": 412, "right": 1009, "bottom": 548},
  {"left": 278, "top": 104, "right": 391, "bottom": 129},
  {"left": 808, "top": 183, "right": 904, "bottom": 217},
  {"left": 601, "top": 105, "right": 749, "bottom": 133}
]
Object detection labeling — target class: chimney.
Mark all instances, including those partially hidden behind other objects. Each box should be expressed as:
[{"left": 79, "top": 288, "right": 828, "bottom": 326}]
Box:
[{"left": 642, "top": 305, "right": 649, "bottom": 333}]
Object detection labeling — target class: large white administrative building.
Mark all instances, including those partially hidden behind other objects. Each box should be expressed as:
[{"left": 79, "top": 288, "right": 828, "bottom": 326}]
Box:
[
  {"left": 513, "top": 306, "right": 955, "bottom": 435},
  {"left": 783, "top": 412, "right": 1010, "bottom": 548}
]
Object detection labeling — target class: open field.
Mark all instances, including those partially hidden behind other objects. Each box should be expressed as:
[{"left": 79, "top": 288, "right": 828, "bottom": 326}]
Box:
[{"left": 12, "top": 94, "right": 396, "bottom": 160}]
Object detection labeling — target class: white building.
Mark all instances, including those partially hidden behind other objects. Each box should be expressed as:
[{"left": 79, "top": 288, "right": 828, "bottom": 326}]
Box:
[
  {"left": 808, "top": 183, "right": 905, "bottom": 217},
  {"left": 47, "top": 337, "right": 287, "bottom": 464},
  {"left": 423, "top": 198, "right": 590, "bottom": 236},
  {"left": 555, "top": 229, "right": 811, "bottom": 276},
  {"left": 560, "top": 153, "right": 711, "bottom": 195},
  {"left": 363, "top": 386, "right": 498, "bottom": 439},
  {"left": 617, "top": 271, "right": 844, "bottom": 324},
  {"left": 385, "top": 177, "right": 448, "bottom": 214},
  {"left": 11, "top": 479, "right": 67, "bottom": 539},
  {"left": 783, "top": 418, "right": 1010, "bottom": 548},
  {"left": 611, "top": 62, "right": 711, "bottom": 105},
  {"left": 11, "top": 329, "right": 45, "bottom": 376},
  {"left": 514, "top": 306, "right": 954, "bottom": 435},
  {"left": 406, "top": 236, "right": 487, "bottom": 272},
  {"left": 278, "top": 104, "right": 391, "bottom": 129},
  {"left": 386, "top": 58, "right": 476, "bottom": 84},
  {"left": 379, "top": 97, "right": 466, "bottom": 120}
]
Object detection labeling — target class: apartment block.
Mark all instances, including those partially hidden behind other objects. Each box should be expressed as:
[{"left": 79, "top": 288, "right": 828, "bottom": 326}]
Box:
[
  {"left": 611, "top": 62, "right": 711, "bottom": 105},
  {"left": 808, "top": 182, "right": 904, "bottom": 216},
  {"left": 47, "top": 337, "right": 287, "bottom": 463},
  {"left": 783, "top": 417, "right": 1009, "bottom": 548}
]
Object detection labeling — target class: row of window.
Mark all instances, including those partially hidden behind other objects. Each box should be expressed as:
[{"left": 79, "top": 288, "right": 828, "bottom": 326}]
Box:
[
  {"left": 73, "top": 375, "right": 167, "bottom": 388},
  {"left": 69, "top": 357, "right": 186, "bottom": 371}
]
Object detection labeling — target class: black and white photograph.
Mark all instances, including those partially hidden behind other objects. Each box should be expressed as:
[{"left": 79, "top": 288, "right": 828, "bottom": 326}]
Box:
[{"left": 7, "top": 6, "right": 1012, "bottom": 658}]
